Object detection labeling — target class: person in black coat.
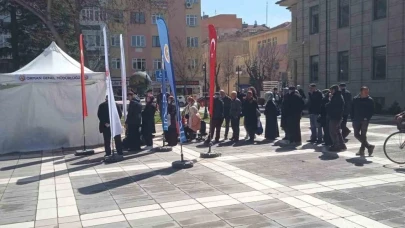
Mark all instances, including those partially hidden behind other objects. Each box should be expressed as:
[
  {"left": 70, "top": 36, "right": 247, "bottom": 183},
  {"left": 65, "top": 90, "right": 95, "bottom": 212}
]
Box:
[
  {"left": 220, "top": 90, "right": 232, "bottom": 140},
  {"left": 98, "top": 96, "right": 123, "bottom": 157},
  {"left": 307, "top": 83, "right": 324, "bottom": 143},
  {"left": 142, "top": 96, "right": 156, "bottom": 150},
  {"left": 320, "top": 89, "right": 332, "bottom": 146},
  {"left": 165, "top": 96, "right": 178, "bottom": 146},
  {"left": 282, "top": 87, "right": 305, "bottom": 146},
  {"left": 242, "top": 91, "right": 259, "bottom": 142},
  {"left": 326, "top": 85, "right": 346, "bottom": 151},
  {"left": 264, "top": 93, "right": 279, "bottom": 140},
  {"left": 208, "top": 92, "right": 224, "bottom": 143},
  {"left": 351, "top": 86, "right": 375, "bottom": 156},
  {"left": 125, "top": 91, "right": 143, "bottom": 151},
  {"left": 340, "top": 83, "right": 352, "bottom": 139}
]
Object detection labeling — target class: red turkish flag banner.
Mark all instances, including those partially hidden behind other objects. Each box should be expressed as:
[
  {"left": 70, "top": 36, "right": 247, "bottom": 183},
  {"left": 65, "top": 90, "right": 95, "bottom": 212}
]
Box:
[{"left": 79, "top": 34, "right": 88, "bottom": 117}]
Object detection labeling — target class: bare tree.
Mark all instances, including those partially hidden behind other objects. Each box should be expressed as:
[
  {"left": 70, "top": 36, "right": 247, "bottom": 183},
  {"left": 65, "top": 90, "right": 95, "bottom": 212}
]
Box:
[
  {"left": 244, "top": 43, "right": 283, "bottom": 93},
  {"left": 218, "top": 45, "right": 235, "bottom": 93},
  {"left": 171, "top": 36, "right": 203, "bottom": 95}
]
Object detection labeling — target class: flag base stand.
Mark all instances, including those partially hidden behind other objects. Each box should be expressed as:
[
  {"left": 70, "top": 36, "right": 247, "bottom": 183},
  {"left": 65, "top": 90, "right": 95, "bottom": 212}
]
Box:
[
  {"left": 172, "top": 144, "right": 193, "bottom": 169},
  {"left": 200, "top": 141, "right": 221, "bottom": 158},
  {"left": 75, "top": 149, "right": 95, "bottom": 156},
  {"left": 155, "top": 137, "right": 172, "bottom": 152}
]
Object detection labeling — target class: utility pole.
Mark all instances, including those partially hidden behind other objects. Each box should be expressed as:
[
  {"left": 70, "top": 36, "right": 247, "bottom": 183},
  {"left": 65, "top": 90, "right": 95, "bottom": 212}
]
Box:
[{"left": 203, "top": 63, "right": 208, "bottom": 119}]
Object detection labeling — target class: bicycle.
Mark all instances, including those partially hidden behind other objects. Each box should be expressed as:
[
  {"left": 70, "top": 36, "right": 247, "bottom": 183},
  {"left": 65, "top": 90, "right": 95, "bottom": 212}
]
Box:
[{"left": 383, "top": 115, "right": 405, "bottom": 164}]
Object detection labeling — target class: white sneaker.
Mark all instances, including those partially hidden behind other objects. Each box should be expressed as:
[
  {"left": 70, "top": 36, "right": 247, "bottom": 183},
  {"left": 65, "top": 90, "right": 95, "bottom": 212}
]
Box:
[{"left": 244, "top": 135, "right": 249, "bottom": 140}]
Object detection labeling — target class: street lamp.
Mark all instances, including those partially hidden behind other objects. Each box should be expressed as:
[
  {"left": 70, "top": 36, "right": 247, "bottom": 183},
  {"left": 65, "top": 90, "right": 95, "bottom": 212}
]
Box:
[
  {"left": 203, "top": 63, "right": 208, "bottom": 119},
  {"left": 236, "top": 66, "right": 241, "bottom": 92}
]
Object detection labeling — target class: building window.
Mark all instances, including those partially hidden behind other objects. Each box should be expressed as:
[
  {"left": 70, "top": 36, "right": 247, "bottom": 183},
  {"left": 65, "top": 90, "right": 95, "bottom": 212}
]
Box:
[
  {"left": 132, "top": 58, "right": 146, "bottom": 71},
  {"left": 152, "top": 36, "right": 160, "bottom": 47},
  {"left": 310, "top": 55, "right": 319, "bottom": 82},
  {"left": 151, "top": 13, "right": 163, "bottom": 24},
  {"left": 112, "top": 58, "right": 120, "bottom": 69},
  {"left": 187, "top": 37, "right": 198, "bottom": 47},
  {"left": 338, "top": 0, "right": 350, "bottom": 28},
  {"left": 131, "top": 35, "right": 145, "bottom": 47},
  {"left": 338, "top": 51, "right": 349, "bottom": 81},
  {"left": 153, "top": 59, "right": 162, "bottom": 69},
  {"left": 109, "top": 10, "right": 123, "bottom": 23},
  {"left": 130, "top": 12, "right": 145, "bottom": 24},
  {"left": 83, "top": 32, "right": 104, "bottom": 49},
  {"left": 310, "top": 5, "right": 319, "bottom": 34},
  {"left": 0, "top": 33, "right": 11, "bottom": 48},
  {"left": 186, "top": 15, "right": 198, "bottom": 27},
  {"left": 188, "top": 59, "right": 197, "bottom": 69},
  {"left": 272, "top": 37, "right": 277, "bottom": 46},
  {"left": 110, "top": 34, "right": 119, "bottom": 47},
  {"left": 373, "top": 46, "right": 386, "bottom": 80},
  {"left": 374, "top": 0, "right": 387, "bottom": 20},
  {"left": 80, "top": 7, "right": 106, "bottom": 22}
]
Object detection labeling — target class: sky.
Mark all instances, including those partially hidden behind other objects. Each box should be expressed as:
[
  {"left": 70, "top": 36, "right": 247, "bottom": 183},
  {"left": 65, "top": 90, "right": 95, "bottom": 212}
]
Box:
[{"left": 201, "top": 0, "right": 291, "bottom": 27}]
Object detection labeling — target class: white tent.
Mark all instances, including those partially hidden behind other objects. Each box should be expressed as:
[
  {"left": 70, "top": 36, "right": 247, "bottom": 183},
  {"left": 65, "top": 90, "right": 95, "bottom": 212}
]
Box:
[{"left": 0, "top": 42, "right": 106, "bottom": 154}]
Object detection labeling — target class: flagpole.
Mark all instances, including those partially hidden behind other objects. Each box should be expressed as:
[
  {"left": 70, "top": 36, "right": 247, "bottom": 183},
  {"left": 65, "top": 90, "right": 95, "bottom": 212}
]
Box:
[
  {"left": 119, "top": 34, "right": 127, "bottom": 121},
  {"left": 75, "top": 34, "right": 95, "bottom": 156}
]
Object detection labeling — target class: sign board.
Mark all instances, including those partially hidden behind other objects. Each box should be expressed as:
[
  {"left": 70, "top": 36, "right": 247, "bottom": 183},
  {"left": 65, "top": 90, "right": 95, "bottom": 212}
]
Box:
[{"left": 155, "top": 70, "right": 168, "bottom": 82}]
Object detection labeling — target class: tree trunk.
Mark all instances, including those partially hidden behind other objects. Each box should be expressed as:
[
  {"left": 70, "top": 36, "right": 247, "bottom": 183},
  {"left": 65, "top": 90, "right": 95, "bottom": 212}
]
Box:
[{"left": 10, "top": 5, "right": 19, "bottom": 71}]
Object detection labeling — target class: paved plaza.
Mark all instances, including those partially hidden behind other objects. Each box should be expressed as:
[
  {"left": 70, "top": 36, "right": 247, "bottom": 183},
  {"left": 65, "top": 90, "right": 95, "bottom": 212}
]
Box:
[{"left": 1, "top": 116, "right": 405, "bottom": 228}]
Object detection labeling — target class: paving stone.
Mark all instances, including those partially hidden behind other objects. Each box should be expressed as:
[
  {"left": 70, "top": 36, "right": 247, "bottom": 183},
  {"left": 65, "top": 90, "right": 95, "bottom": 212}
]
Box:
[
  {"left": 86, "top": 221, "right": 131, "bottom": 228},
  {"left": 336, "top": 199, "right": 385, "bottom": 213},
  {"left": 264, "top": 209, "right": 311, "bottom": 220},
  {"left": 225, "top": 215, "right": 279, "bottom": 227},
  {"left": 170, "top": 209, "right": 221, "bottom": 226},
  {"left": 365, "top": 210, "right": 405, "bottom": 221},
  {"left": 34, "top": 218, "right": 58, "bottom": 227},
  {"left": 209, "top": 204, "right": 259, "bottom": 220},
  {"left": 58, "top": 222, "right": 82, "bottom": 228},
  {"left": 380, "top": 217, "right": 405, "bottom": 227},
  {"left": 363, "top": 194, "right": 404, "bottom": 204},
  {"left": 289, "top": 221, "right": 336, "bottom": 228},
  {"left": 127, "top": 215, "right": 174, "bottom": 227},
  {"left": 274, "top": 215, "right": 322, "bottom": 227},
  {"left": 313, "top": 191, "right": 358, "bottom": 203},
  {"left": 246, "top": 199, "right": 294, "bottom": 214}
]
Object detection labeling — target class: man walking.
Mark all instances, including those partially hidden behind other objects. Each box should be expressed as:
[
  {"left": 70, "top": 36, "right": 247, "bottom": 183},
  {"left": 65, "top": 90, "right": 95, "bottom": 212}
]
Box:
[
  {"left": 126, "top": 91, "right": 142, "bottom": 151},
  {"left": 351, "top": 86, "right": 375, "bottom": 156},
  {"left": 220, "top": 90, "right": 232, "bottom": 140},
  {"left": 208, "top": 92, "right": 224, "bottom": 143},
  {"left": 307, "top": 83, "right": 323, "bottom": 143},
  {"left": 230, "top": 91, "right": 242, "bottom": 142},
  {"left": 98, "top": 96, "right": 123, "bottom": 158},
  {"left": 340, "top": 83, "right": 352, "bottom": 139},
  {"left": 326, "top": 85, "right": 346, "bottom": 151}
]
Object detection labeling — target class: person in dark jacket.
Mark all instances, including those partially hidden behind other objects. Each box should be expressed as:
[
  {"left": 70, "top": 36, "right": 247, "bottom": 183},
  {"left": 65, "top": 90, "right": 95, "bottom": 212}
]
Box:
[
  {"left": 220, "top": 90, "right": 232, "bottom": 140},
  {"left": 230, "top": 91, "right": 242, "bottom": 141},
  {"left": 282, "top": 87, "right": 305, "bottom": 146},
  {"left": 326, "top": 85, "right": 346, "bottom": 151},
  {"left": 307, "top": 83, "right": 324, "bottom": 143},
  {"left": 339, "top": 83, "right": 352, "bottom": 139},
  {"left": 264, "top": 93, "right": 279, "bottom": 140},
  {"left": 125, "top": 91, "right": 142, "bottom": 151},
  {"left": 280, "top": 89, "right": 290, "bottom": 140},
  {"left": 242, "top": 91, "right": 258, "bottom": 142},
  {"left": 142, "top": 96, "right": 156, "bottom": 150},
  {"left": 98, "top": 96, "right": 123, "bottom": 157},
  {"left": 351, "top": 86, "right": 375, "bottom": 157},
  {"left": 208, "top": 92, "right": 224, "bottom": 143},
  {"left": 320, "top": 89, "right": 332, "bottom": 146},
  {"left": 165, "top": 96, "right": 178, "bottom": 146}
]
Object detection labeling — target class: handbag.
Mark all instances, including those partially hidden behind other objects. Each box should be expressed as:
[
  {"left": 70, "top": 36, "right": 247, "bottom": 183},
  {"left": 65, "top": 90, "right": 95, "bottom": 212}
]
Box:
[{"left": 256, "top": 118, "right": 263, "bottom": 135}]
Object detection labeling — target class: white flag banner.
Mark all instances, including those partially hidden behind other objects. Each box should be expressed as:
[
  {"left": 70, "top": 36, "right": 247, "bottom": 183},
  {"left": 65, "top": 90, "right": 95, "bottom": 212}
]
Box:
[
  {"left": 119, "top": 34, "right": 127, "bottom": 121},
  {"left": 103, "top": 26, "right": 122, "bottom": 137}
]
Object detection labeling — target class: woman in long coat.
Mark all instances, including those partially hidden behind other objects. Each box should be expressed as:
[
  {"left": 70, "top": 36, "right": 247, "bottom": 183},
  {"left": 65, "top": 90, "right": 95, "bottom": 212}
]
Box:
[
  {"left": 142, "top": 96, "right": 156, "bottom": 149},
  {"left": 264, "top": 93, "right": 280, "bottom": 140},
  {"left": 165, "top": 96, "right": 178, "bottom": 146},
  {"left": 242, "top": 91, "right": 258, "bottom": 142}
]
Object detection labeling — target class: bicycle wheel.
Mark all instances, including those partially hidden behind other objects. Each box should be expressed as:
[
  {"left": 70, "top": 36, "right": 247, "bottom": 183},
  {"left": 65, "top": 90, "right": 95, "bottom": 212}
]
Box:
[{"left": 384, "top": 131, "right": 405, "bottom": 164}]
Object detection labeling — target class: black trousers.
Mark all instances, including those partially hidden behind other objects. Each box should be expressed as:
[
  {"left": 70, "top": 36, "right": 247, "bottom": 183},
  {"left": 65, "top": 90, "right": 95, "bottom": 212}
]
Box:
[
  {"left": 286, "top": 116, "right": 301, "bottom": 143},
  {"left": 102, "top": 128, "right": 123, "bottom": 156},
  {"left": 184, "top": 126, "right": 196, "bottom": 140},
  {"left": 329, "top": 119, "right": 344, "bottom": 147},
  {"left": 322, "top": 118, "right": 332, "bottom": 145},
  {"left": 353, "top": 120, "right": 370, "bottom": 150},
  {"left": 127, "top": 124, "right": 141, "bottom": 150},
  {"left": 224, "top": 116, "right": 231, "bottom": 138},
  {"left": 210, "top": 118, "right": 224, "bottom": 141},
  {"left": 143, "top": 133, "right": 153, "bottom": 146},
  {"left": 231, "top": 117, "right": 240, "bottom": 140},
  {"left": 341, "top": 115, "right": 350, "bottom": 137}
]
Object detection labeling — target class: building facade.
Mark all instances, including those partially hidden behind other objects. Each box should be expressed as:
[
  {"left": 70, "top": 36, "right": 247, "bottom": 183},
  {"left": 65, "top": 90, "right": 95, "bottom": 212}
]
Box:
[
  {"left": 200, "top": 14, "right": 243, "bottom": 42},
  {"left": 277, "top": 0, "right": 405, "bottom": 108}
]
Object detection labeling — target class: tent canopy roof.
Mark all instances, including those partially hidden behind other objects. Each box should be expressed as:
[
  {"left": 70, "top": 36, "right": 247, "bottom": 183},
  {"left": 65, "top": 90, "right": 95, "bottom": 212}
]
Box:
[{"left": 7, "top": 42, "right": 97, "bottom": 75}]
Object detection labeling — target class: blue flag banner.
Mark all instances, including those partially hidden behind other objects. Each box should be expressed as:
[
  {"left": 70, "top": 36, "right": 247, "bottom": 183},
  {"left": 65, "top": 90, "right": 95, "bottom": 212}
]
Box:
[
  {"left": 161, "top": 70, "right": 168, "bottom": 131},
  {"left": 156, "top": 18, "right": 187, "bottom": 143}
]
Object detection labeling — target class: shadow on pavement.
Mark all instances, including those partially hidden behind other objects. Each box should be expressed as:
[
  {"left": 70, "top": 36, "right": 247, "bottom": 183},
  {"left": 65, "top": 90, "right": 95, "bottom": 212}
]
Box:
[{"left": 346, "top": 157, "right": 373, "bottom": 167}]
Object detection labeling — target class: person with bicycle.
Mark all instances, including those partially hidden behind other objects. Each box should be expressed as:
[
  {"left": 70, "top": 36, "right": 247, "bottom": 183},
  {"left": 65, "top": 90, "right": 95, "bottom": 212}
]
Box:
[{"left": 351, "top": 86, "right": 375, "bottom": 157}]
